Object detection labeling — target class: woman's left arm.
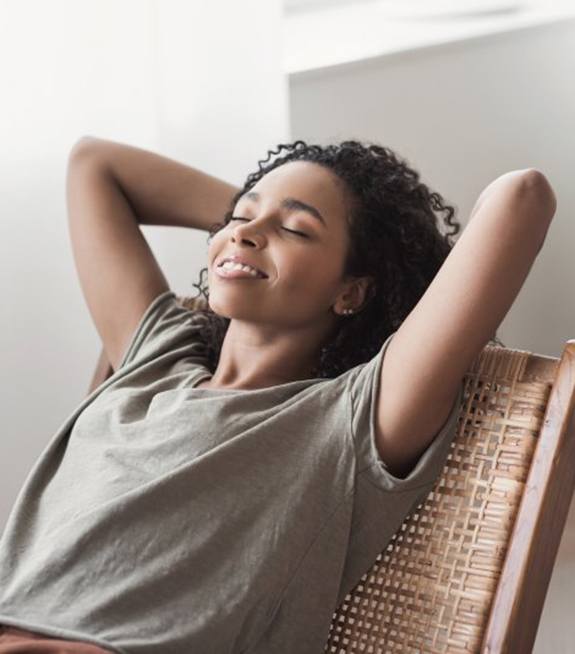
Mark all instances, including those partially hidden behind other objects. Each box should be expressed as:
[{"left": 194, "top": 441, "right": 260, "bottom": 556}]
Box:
[{"left": 375, "top": 169, "right": 557, "bottom": 478}]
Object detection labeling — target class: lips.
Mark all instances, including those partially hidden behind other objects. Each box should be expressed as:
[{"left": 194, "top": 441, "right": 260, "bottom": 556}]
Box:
[{"left": 216, "top": 255, "right": 268, "bottom": 278}]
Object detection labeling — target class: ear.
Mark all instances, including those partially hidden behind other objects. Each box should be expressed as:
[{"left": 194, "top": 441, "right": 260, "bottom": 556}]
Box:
[{"left": 335, "top": 276, "right": 376, "bottom": 313}]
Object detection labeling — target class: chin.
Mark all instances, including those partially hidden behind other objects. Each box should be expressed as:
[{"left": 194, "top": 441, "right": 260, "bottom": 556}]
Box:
[{"left": 207, "top": 296, "right": 239, "bottom": 320}]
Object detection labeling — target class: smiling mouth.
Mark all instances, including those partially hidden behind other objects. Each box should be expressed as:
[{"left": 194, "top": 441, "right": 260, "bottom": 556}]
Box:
[
  {"left": 216, "top": 260, "right": 268, "bottom": 279},
  {"left": 215, "top": 266, "right": 268, "bottom": 280}
]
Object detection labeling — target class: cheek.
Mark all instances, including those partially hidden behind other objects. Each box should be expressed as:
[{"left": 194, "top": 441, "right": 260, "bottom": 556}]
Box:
[
  {"left": 281, "top": 255, "right": 340, "bottom": 297},
  {"left": 207, "top": 232, "right": 227, "bottom": 264}
]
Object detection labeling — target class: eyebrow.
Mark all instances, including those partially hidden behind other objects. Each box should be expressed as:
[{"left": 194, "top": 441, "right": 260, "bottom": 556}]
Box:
[{"left": 238, "top": 190, "right": 327, "bottom": 228}]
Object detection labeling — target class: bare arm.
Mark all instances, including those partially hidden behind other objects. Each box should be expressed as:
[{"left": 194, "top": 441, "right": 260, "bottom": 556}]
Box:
[
  {"left": 375, "top": 169, "right": 557, "bottom": 478},
  {"left": 72, "top": 136, "right": 241, "bottom": 231},
  {"left": 66, "top": 136, "right": 242, "bottom": 371}
]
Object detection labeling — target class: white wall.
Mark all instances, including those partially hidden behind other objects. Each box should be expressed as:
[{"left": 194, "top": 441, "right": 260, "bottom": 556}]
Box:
[
  {"left": 288, "top": 18, "right": 575, "bottom": 357},
  {"left": 0, "top": 0, "right": 288, "bottom": 532},
  {"left": 2, "top": 1, "right": 573, "bottom": 538}
]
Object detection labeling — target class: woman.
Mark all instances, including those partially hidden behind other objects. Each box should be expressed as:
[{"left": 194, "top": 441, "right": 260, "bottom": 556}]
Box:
[{"left": 0, "top": 137, "right": 556, "bottom": 653}]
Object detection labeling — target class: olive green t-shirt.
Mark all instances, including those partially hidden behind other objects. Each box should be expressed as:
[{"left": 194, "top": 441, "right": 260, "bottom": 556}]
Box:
[{"left": 0, "top": 290, "right": 463, "bottom": 654}]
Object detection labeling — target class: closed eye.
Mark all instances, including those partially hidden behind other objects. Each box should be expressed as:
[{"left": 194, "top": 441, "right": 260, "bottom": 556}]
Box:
[{"left": 229, "top": 216, "right": 309, "bottom": 238}]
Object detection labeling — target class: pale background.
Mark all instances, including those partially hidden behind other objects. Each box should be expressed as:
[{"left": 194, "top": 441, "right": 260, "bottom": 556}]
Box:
[{"left": 1, "top": 1, "right": 574, "bottom": 649}]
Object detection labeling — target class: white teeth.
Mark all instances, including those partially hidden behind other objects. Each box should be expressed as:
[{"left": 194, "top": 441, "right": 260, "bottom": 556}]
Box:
[{"left": 221, "top": 261, "right": 260, "bottom": 277}]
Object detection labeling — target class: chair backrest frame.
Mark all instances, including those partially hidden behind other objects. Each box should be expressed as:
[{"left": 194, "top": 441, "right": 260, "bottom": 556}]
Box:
[{"left": 481, "top": 343, "right": 575, "bottom": 652}]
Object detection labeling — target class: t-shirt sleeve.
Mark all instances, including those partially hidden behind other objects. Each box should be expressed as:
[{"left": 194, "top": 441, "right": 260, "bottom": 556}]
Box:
[
  {"left": 117, "top": 289, "right": 210, "bottom": 371},
  {"left": 346, "top": 330, "right": 465, "bottom": 494}
]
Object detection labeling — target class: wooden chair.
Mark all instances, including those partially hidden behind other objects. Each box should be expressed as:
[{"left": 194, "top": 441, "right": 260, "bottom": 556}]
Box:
[{"left": 88, "top": 295, "right": 575, "bottom": 653}]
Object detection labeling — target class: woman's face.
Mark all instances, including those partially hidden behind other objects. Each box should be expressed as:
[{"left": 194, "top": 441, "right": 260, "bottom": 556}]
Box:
[{"left": 207, "top": 160, "right": 364, "bottom": 330}]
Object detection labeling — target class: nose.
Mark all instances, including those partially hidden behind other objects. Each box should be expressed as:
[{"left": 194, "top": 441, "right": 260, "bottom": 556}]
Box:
[{"left": 230, "top": 221, "right": 265, "bottom": 247}]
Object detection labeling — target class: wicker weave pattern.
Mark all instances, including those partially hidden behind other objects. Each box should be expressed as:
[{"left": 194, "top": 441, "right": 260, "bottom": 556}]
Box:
[{"left": 324, "top": 345, "right": 551, "bottom": 654}]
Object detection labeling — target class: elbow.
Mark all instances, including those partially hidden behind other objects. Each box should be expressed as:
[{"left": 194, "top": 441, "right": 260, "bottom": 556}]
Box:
[
  {"left": 68, "top": 135, "right": 103, "bottom": 163},
  {"left": 518, "top": 169, "right": 557, "bottom": 254},
  {"left": 520, "top": 168, "right": 558, "bottom": 220}
]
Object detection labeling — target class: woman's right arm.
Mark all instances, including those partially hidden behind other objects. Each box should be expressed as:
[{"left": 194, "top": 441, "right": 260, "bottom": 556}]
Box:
[
  {"left": 71, "top": 136, "right": 241, "bottom": 231},
  {"left": 66, "top": 136, "right": 240, "bottom": 372}
]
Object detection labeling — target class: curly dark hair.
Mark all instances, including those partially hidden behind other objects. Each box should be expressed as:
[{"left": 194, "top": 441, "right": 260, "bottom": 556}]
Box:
[{"left": 189, "top": 139, "right": 504, "bottom": 379}]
